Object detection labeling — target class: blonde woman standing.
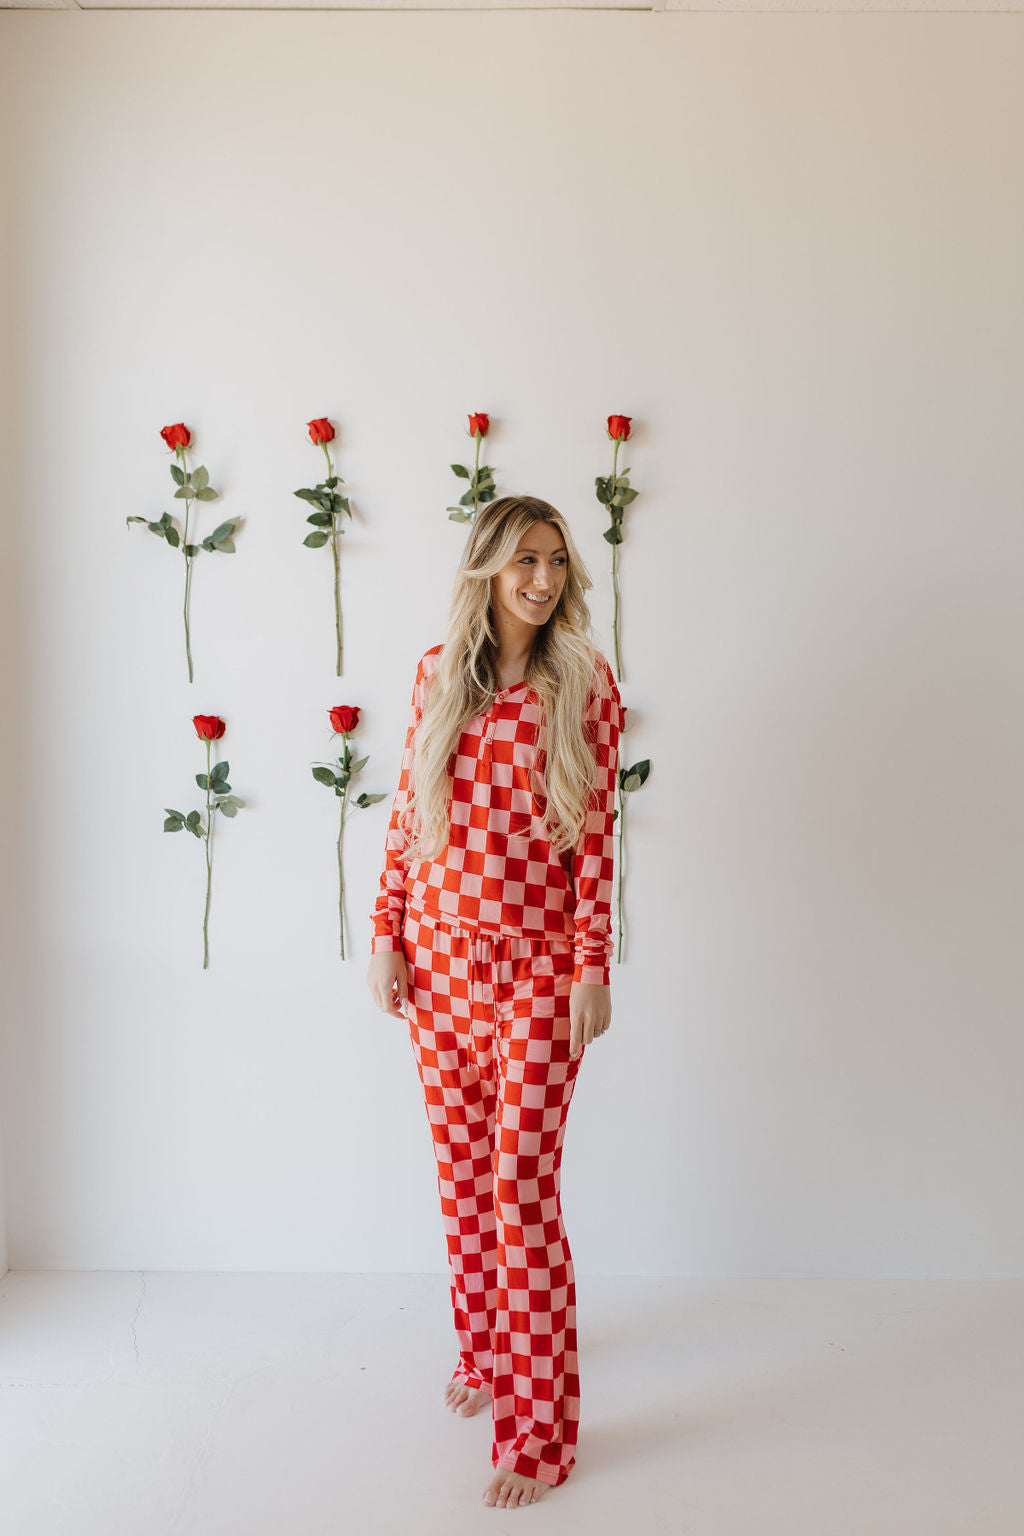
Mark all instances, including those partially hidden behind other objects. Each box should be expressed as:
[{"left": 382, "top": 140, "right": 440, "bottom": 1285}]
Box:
[{"left": 366, "top": 496, "right": 623, "bottom": 1510}]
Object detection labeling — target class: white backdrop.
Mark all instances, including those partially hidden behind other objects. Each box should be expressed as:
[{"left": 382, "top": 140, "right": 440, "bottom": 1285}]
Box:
[{"left": 1, "top": 10, "right": 1022, "bottom": 1278}]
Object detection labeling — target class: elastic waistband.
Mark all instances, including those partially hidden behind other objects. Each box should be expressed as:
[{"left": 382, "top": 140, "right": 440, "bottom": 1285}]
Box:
[{"left": 405, "top": 900, "right": 572, "bottom": 953}]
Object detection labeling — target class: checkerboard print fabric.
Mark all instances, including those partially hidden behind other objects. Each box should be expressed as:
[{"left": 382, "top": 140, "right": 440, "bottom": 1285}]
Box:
[
  {"left": 370, "top": 644, "right": 624, "bottom": 985},
  {"left": 401, "top": 901, "right": 584, "bottom": 1487}
]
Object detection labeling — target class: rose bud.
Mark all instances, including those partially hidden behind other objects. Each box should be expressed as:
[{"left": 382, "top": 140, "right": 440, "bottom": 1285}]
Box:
[
  {"left": 468, "top": 413, "right": 490, "bottom": 438},
  {"left": 329, "top": 705, "right": 361, "bottom": 734},
  {"left": 606, "top": 415, "right": 632, "bottom": 441},
  {"left": 192, "top": 715, "right": 226, "bottom": 741},
  {"left": 161, "top": 423, "right": 192, "bottom": 451},
  {"left": 307, "top": 418, "right": 335, "bottom": 445}
]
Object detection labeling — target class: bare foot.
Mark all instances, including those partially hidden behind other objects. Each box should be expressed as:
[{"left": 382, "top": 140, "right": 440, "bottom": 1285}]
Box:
[
  {"left": 482, "top": 1469, "right": 551, "bottom": 1508},
  {"left": 442, "top": 1380, "right": 492, "bottom": 1416}
]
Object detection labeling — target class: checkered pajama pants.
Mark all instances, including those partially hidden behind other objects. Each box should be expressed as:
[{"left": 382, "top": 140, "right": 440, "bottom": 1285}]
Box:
[{"left": 400, "top": 900, "right": 585, "bottom": 1488}]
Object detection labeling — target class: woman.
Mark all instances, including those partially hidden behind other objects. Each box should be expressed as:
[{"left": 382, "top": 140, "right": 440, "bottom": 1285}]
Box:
[{"left": 365, "top": 495, "right": 623, "bottom": 1509}]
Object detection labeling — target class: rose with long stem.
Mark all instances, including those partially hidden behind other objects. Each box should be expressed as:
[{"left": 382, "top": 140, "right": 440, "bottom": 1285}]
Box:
[
  {"left": 200, "top": 734, "right": 214, "bottom": 964},
  {"left": 179, "top": 444, "right": 198, "bottom": 681},
  {"left": 127, "top": 423, "right": 238, "bottom": 684},
  {"left": 447, "top": 412, "right": 496, "bottom": 523},
  {"left": 294, "top": 419, "right": 352, "bottom": 677},
  {"left": 163, "top": 715, "right": 246, "bottom": 968},
  {"left": 610, "top": 433, "right": 623, "bottom": 678},
  {"left": 312, "top": 706, "right": 386, "bottom": 959},
  {"left": 596, "top": 414, "right": 638, "bottom": 683}
]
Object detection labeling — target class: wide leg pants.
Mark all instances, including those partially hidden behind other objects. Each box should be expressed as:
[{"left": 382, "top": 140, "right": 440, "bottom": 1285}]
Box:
[{"left": 400, "top": 900, "right": 585, "bottom": 1488}]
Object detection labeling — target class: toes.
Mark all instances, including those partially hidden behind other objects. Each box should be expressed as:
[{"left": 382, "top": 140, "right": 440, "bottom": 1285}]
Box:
[{"left": 485, "top": 1470, "right": 550, "bottom": 1508}]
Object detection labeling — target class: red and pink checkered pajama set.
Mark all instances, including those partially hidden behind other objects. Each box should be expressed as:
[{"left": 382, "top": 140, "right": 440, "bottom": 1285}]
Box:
[{"left": 370, "top": 643, "right": 623, "bottom": 1488}]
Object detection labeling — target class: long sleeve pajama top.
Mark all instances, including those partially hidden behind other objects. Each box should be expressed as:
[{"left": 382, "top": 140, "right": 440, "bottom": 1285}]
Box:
[{"left": 370, "top": 643, "right": 624, "bottom": 986}]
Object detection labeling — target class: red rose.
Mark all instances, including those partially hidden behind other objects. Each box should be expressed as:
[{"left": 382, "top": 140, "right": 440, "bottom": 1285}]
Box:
[
  {"left": 329, "top": 705, "right": 360, "bottom": 735},
  {"left": 468, "top": 413, "right": 489, "bottom": 438},
  {"left": 161, "top": 423, "right": 192, "bottom": 451},
  {"left": 607, "top": 415, "right": 632, "bottom": 441},
  {"left": 308, "top": 418, "right": 335, "bottom": 445},
  {"left": 193, "top": 715, "right": 226, "bottom": 740}
]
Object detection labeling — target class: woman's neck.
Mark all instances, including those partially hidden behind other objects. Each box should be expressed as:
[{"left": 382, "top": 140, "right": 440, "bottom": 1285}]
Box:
[{"left": 494, "top": 644, "right": 534, "bottom": 692}]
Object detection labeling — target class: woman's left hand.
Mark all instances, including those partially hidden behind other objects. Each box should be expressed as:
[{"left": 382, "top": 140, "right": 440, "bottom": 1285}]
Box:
[{"left": 569, "top": 981, "right": 611, "bottom": 1059}]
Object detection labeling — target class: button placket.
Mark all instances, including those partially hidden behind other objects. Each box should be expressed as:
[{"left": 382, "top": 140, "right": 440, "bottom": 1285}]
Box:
[{"left": 482, "top": 690, "right": 505, "bottom": 747}]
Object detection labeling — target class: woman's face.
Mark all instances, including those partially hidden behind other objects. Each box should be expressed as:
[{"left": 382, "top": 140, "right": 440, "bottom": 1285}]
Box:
[{"left": 490, "top": 522, "right": 568, "bottom": 633}]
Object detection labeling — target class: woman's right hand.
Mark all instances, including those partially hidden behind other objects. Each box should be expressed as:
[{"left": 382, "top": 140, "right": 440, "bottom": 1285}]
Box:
[{"left": 366, "top": 949, "right": 410, "bottom": 1019}]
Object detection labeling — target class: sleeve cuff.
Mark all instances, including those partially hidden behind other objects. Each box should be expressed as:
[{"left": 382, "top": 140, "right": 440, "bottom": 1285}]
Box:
[
  {"left": 370, "top": 932, "right": 403, "bottom": 954},
  {"left": 573, "top": 960, "right": 610, "bottom": 986}
]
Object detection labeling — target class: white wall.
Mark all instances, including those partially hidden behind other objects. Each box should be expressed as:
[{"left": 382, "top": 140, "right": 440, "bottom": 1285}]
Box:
[{"left": 1, "top": 11, "right": 1022, "bottom": 1278}]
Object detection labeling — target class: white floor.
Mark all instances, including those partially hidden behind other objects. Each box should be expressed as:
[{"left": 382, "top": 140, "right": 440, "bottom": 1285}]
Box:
[{"left": 1, "top": 1270, "right": 1021, "bottom": 1535}]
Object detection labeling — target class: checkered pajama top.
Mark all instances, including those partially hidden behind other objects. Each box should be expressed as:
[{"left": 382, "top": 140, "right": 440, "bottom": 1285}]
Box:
[{"left": 370, "top": 644, "right": 624, "bottom": 985}]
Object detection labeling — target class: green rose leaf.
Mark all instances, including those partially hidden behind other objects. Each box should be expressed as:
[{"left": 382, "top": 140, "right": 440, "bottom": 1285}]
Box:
[
  {"left": 304, "top": 531, "right": 330, "bottom": 548},
  {"left": 312, "top": 765, "right": 338, "bottom": 787},
  {"left": 205, "top": 520, "right": 236, "bottom": 544},
  {"left": 451, "top": 463, "right": 470, "bottom": 478},
  {"left": 621, "top": 759, "right": 650, "bottom": 793}
]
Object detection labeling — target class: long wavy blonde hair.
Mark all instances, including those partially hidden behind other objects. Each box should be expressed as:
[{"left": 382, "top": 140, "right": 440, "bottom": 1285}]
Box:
[{"left": 399, "top": 495, "right": 604, "bottom": 863}]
